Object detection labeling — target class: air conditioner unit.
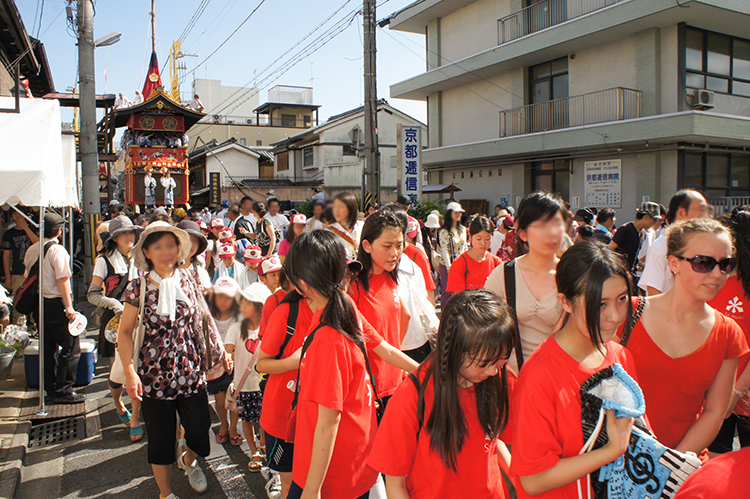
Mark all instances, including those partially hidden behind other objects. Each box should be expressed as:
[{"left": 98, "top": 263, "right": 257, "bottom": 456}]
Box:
[
  {"left": 213, "top": 115, "right": 221, "bottom": 123},
  {"left": 692, "top": 89, "right": 714, "bottom": 110}
]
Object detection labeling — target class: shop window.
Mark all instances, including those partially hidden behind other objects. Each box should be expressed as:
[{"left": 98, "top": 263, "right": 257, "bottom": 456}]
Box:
[
  {"left": 680, "top": 151, "right": 750, "bottom": 198},
  {"left": 531, "top": 160, "right": 570, "bottom": 200}
]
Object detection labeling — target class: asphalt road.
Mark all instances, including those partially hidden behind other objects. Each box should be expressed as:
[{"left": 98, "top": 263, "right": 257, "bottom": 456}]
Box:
[{"left": 20, "top": 348, "right": 272, "bottom": 499}]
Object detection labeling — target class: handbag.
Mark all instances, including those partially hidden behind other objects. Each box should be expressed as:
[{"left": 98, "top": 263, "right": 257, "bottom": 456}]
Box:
[
  {"left": 110, "top": 276, "right": 147, "bottom": 385},
  {"left": 577, "top": 364, "right": 701, "bottom": 499}
]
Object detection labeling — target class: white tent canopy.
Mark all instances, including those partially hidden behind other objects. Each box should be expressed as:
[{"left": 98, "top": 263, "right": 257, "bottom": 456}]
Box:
[{"left": 0, "top": 97, "right": 78, "bottom": 208}]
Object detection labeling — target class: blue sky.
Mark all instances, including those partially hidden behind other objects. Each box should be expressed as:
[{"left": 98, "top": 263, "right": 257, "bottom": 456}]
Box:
[{"left": 17, "top": 0, "right": 427, "bottom": 123}]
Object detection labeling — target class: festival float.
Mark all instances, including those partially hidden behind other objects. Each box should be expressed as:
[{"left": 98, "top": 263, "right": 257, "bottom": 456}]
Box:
[{"left": 111, "top": 10, "right": 204, "bottom": 208}]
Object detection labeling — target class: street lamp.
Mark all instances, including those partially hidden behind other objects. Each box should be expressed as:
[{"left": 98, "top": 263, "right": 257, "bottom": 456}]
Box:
[{"left": 95, "top": 32, "right": 121, "bottom": 47}]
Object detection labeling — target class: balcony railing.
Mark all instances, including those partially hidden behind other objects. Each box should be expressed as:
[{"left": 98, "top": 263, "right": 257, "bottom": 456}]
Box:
[
  {"left": 198, "top": 114, "right": 314, "bottom": 128},
  {"left": 498, "top": 0, "right": 622, "bottom": 45},
  {"left": 499, "top": 87, "right": 641, "bottom": 137},
  {"left": 708, "top": 196, "right": 750, "bottom": 214}
]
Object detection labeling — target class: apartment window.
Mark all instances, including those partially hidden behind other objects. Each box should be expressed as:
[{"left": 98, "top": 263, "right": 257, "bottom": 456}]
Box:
[
  {"left": 303, "top": 147, "right": 314, "bottom": 167},
  {"left": 530, "top": 57, "right": 569, "bottom": 104},
  {"left": 529, "top": 57, "right": 569, "bottom": 133},
  {"left": 342, "top": 144, "right": 357, "bottom": 156},
  {"left": 281, "top": 114, "right": 296, "bottom": 127},
  {"left": 685, "top": 27, "right": 750, "bottom": 97},
  {"left": 531, "top": 160, "right": 570, "bottom": 199},
  {"left": 256, "top": 140, "right": 263, "bottom": 146},
  {"left": 680, "top": 151, "right": 750, "bottom": 198},
  {"left": 239, "top": 138, "right": 246, "bottom": 146}
]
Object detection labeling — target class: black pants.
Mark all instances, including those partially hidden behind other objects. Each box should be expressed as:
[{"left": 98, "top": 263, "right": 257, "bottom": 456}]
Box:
[
  {"left": 37, "top": 298, "right": 80, "bottom": 396},
  {"left": 403, "top": 341, "right": 432, "bottom": 364}
]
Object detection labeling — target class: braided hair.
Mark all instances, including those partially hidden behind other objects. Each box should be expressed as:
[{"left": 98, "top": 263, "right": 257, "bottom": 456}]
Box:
[{"left": 418, "top": 289, "right": 516, "bottom": 471}]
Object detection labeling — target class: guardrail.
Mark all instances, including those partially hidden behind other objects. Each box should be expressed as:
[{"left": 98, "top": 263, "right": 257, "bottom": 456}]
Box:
[
  {"left": 499, "top": 87, "right": 641, "bottom": 137},
  {"left": 498, "top": 0, "right": 622, "bottom": 44}
]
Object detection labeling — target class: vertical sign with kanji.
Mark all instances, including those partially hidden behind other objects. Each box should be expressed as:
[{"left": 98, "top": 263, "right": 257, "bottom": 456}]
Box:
[
  {"left": 584, "top": 159, "right": 621, "bottom": 208},
  {"left": 397, "top": 124, "right": 422, "bottom": 204},
  {"left": 209, "top": 172, "right": 221, "bottom": 206}
]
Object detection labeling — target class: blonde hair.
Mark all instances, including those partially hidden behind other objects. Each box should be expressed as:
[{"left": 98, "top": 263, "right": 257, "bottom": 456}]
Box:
[{"left": 666, "top": 218, "right": 730, "bottom": 257}]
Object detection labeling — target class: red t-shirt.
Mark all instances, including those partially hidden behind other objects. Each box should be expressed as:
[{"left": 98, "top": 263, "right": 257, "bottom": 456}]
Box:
[
  {"left": 259, "top": 289, "right": 287, "bottom": 339},
  {"left": 673, "top": 447, "right": 750, "bottom": 498},
  {"left": 446, "top": 251, "right": 501, "bottom": 294},
  {"left": 259, "top": 299, "right": 314, "bottom": 440},
  {"left": 708, "top": 276, "right": 750, "bottom": 416},
  {"left": 368, "top": 363, "right": 506, "bottom": 499},
  {"left": 626, "top": 310, "right": 749, "bottom": 448},
  {"left": 510, "top": 337, "right": 638, "bottom": 499},
  {"left": 349, "top": 275, "right": 403, "bottom": 397},
  {"left": 404, "top": 244, "right": 436, "bottom": 291},
  {"left": 293, "top": 309, "right": 379, "bottom": 498}
]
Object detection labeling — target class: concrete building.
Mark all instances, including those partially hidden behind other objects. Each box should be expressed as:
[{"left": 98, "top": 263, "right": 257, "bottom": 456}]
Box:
[
  {"left": 271, "top": 99, "right": 427, "bottom": 201},
  {"left": 188, "top": 84, "right": 320, "bottom": 151},
  {"left": 386, "top": 0, "right": 750, "bottom": 216}
]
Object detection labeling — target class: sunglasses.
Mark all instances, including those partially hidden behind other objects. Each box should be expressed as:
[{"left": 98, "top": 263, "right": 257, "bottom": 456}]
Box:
[{"left": 674, "top": 255, "right": 737, "bottom": 274}]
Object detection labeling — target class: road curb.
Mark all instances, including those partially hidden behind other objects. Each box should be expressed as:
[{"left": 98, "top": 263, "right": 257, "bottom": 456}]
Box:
[{"left": 0, "top": 420, "right": 30, "bottom": 499}]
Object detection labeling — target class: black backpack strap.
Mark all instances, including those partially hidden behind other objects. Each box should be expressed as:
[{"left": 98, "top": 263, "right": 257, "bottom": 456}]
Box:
[
  {"left": 620, "top": 296, "right": 645, "bottom": 347},
  {"left": 408, "top": 373, "right": 424, "bottom": 438},
  {"left": 275, "top": 299, "right": 300, "bottom": 359},
  {"left": 289, "top": 324, "right": 325, "bottom": 410},
  {"left": 503, "top": 260, "right": 525, "bottom": 371},
  {"left": 354, "top": 338, "right": 384, "bottom": 423},
  {"left": 462, "top": 253, "right": 470, "bottom": 284}
]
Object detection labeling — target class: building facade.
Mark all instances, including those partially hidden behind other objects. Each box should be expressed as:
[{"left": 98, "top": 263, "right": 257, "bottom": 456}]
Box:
[
  {"left": 271, "top": 100, "right": 427, "bottom": 201},
  {"left": 386, "top": 0, "right": 750, "bottom": 216}
]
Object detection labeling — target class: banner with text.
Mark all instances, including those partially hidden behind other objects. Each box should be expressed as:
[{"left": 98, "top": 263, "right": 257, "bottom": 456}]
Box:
[
  {"left": 584, "top": 159, "right": 621, "bottom": 208},
  {"left": 397, "top": 124, "right": 422, "bottom": 204}
]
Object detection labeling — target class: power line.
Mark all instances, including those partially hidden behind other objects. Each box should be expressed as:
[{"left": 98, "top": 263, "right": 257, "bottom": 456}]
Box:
[
  {"left": 185, "top": 0, "right": 243, "bottom": 55},
  {"left": 185, "top": 0, "right": 268, "bottom": 78}
]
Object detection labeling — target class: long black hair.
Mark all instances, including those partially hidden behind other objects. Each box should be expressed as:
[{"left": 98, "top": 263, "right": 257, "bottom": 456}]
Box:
[
  {"left": 285, "top": 231, "right": 362, "bottom": 343},
  {"left": 419, "top": 289, "right": 516, "bottom": 471},
  {"left": 441, "top": 209, "right": 463, "bottom": 232},
  {"left": 724, "top": 209, "right": 750, "bottom": 297},
  {"left": 356, "top": 209, "right": 405, "bottom": 292},
  {"left": 556, "top": 242, "right": 633, "bottom": 352}
]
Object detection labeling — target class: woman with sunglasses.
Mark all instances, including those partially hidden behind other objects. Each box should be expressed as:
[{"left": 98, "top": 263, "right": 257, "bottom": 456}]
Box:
[{"left": 621, "top": 219, "right": 749, "bottom": 455}]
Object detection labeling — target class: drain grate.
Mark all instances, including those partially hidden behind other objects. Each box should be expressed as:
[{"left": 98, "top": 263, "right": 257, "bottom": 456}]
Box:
[{"left": 28, "top": 417, "right": 86, "bottom": 449}]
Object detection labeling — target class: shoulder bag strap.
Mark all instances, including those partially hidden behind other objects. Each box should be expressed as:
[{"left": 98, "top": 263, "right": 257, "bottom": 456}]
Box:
[
  {"left": 328, "top": 225, "right": 358, "bottom": 249},
  {"left": 289, "top": 324, "right": 325, "bottom": 410},
  {"left": 462, "top": 253, "right": 470, "bottom": 283},
  {"left": 275, "top": 299, "right": 300, "bottom": 359},
  {"left": 620, "top": 296, "right": 645, "bottom": 347},
  {"left": 503, "top": 260, "right": 525, "bottom": 370},
  {"left": 354, "top": 338, "right": 384, "bottom": 421},
  {"left": 131, "top": 276, "right": 147, "bottom": 368}
]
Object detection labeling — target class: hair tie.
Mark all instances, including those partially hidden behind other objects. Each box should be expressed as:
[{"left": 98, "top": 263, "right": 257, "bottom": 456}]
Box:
[{"left": 333, "top": 283, "right": 342, "bottom": 290}]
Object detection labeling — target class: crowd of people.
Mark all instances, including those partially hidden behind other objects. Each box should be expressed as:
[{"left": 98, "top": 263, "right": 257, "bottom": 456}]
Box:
[{"left": 1, "top": 186, "right": 749, "bottom": 499}]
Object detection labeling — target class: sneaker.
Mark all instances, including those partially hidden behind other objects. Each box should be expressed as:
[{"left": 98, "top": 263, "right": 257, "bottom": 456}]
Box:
[
  {"left": 265, "top": 471, "right": 282, "bottom": 499},
  {"left": 177, "top": 451, "right": 207, "bottom": 493},
  {"left": 260, "top": 466, "right": 272, "bottom": 481}
]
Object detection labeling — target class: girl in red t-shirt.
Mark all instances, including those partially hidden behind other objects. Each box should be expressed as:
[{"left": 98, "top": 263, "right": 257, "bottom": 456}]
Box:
[
  {"left": 446, "top": 216, "right": 501, "bottom": 294},
  {"left": 283, "top": 230, "right": 381, "bottom": 499},
  {"left": 708, "top": 210, "right": 750, "bottom": 454},
  {"left": 368, "top": 289, "right": 515, "bottom": 499},
  {"left": 512, "top": 242, "right": 637, "bottom": 499},
  {"left": 350, "top": 210, "right": 411, "bottom": 402},
  {"left": 623, "top": 219, "right": 749, "bottom": 454}
]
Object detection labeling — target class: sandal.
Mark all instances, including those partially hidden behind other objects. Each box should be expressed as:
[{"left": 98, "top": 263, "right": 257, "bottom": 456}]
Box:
[
  {"left": 248, "top": 452, "right": 263, "bottom": 472},
  {"left": 117, "top": 408, "right": 132, "bottom": 426},
  {"left": 230, "top": 435, "right": 244, "bottom": 446},
  {"left": 215, "top": 432, "right": 229, "bottom": 444},
  {"left": 130, "top": 424, "right": 144, "bottom": 442}
]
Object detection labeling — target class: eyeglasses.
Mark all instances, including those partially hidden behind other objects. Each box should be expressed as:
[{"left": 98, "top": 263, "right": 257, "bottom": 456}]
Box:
[{"left": 674, "top": 255, "right": 737, "bottom": 274}]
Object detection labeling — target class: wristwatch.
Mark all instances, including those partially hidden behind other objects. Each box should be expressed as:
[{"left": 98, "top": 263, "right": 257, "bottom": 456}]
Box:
[{"left": 733, "top": 388, "right": 746, "bottom": 398}]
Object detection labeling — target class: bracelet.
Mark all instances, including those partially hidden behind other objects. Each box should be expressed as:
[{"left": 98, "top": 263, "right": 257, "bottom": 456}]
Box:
[{"left": 733, "top": 389, "right": 746, "bottom": 398}]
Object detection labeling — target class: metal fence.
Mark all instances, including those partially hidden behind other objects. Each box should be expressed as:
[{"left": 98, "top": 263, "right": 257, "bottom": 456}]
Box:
[
  {"left": 498, "top": 0, "right": 622, "bottom": 44},
  {"left": 499, "top": 87, "right": 641, "bottom": 137},
  {"left": 708, "top": 196, "right": 750, "bottom": 214}
]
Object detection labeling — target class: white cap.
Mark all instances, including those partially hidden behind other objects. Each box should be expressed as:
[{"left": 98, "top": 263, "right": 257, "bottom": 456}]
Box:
[
  {"left": 446, "top": 201, "right": 465, "bottom": 213},
  {"left": 236, "top": 282, "right": 273, "bottom": 304},
  {"left": 214, "top": 276, "right": 240, "bottom": 298},
  {"left": 425, "top": 213, "right": 440, "bottom": 229}
]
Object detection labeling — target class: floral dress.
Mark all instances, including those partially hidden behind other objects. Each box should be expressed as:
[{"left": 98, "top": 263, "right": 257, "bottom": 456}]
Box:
[{"left": 123, "top": 269, "right": 225, "bottom": 400}]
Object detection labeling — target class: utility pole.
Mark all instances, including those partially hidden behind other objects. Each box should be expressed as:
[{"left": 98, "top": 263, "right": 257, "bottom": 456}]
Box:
[
  {"left": 78, "top": 0, "right": 99, "bottom": 279},
  {"left": 362, "top": 0, "right": 380, "bottom": 210}
]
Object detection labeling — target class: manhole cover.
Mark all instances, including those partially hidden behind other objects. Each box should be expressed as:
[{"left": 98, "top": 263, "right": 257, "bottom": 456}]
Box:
[{"left": 28, "top": 417, "right": 85, "bottom": 449}]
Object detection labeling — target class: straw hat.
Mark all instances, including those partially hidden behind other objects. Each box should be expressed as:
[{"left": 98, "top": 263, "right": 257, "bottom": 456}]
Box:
[{"left": 131, "top": 221, "right": 191, "bottom": 271}]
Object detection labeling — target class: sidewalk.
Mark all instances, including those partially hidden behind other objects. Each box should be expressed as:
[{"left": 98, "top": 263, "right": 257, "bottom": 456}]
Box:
[{"left": 0, "top": 358, "right": 32, "bottom": 499}]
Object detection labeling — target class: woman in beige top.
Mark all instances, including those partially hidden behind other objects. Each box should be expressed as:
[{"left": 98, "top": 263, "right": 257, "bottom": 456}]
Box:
[{"left": 485, "top": 191, "right": 566, "bottom": 373}]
